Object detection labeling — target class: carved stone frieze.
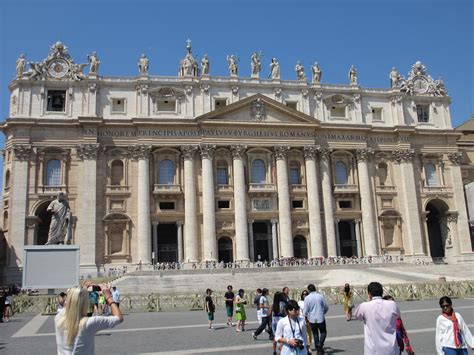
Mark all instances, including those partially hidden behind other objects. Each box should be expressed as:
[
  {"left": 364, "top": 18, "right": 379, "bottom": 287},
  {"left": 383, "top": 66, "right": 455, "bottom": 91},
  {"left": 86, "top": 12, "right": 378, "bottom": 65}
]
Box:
[
  {"left": 391, "top": 149, "right": 415, "bottom": 163},
  {"left": 180, "top": 145, "right": 198, "bottom": 160},
  {"left": 353, "top": 93, "right": 361, "bottom": 103},
  {"left": 76, "top": 143, "right": 101, "bottom": 160},
  {"left": 390, "top": 95, "right": 403, "bottom": 105},
  {"left": 273, "top": 88, "right": 282, "bottom": 97},
  {"left": 301, "top": 89, "right": 309, "bottom": 98},
  {"left": 314, "top": 91, "right": 323, "bottom": 101},
  {"left": 356, "top": 148, "right": 374, "bottom": 162},
  {"left": 273, "top": 145, "right": 290, "bottom": 160},
  {"left": 128, "top": 144, "right": 151, "bottom": 160},
  {"left": 231, "top": 85, "right": 239, "bottom": 95},
  {"left": 303, "top": 145, "right": 318, "bottom": 160},
  {"left": 12, "top": 144, "right": 32, "bottom": 161},
  {"left": 185, "top": 85, "right": 193, "bottom": 95},
  {"left": 447, "top": 152, "right": 463, "bottom": 165},
  {"left": 200, "top": 84, "right": 210, "bottom": 94},
  {"left": 251, "top": 98, "right": 266, "bottom": 121},
  {"left": 200, "top": 144, "right": 216, "bottom": 159},
  {"left": 230, "top": 145, "right": 247, "bottom": 159},
  {"left": 399, "top": 61, "right": 448, "bottom": 97},
  {"left": 136, "top": 84, "right": 148, "bottom": 94}
]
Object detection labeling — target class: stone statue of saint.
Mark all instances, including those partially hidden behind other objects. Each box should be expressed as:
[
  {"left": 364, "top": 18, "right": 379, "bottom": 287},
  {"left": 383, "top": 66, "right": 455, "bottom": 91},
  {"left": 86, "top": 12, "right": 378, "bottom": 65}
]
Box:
[
  {"left": 45, "top": 192, "right": 72, "bottom": 245},
  {"left": 138, "top": 54, "right": 149, "bottom": 75},
  {"left": 295, "top": 61, "right": 306, "bottom": 81},
  {"left": 251, "top": 52, "right": 261, "bottom": 78},
  {"left": 348, "top": 65, "right": 357, "bottom": 85},
  {"left": 227, "top": 55, "right": 238, "bottom": 76},
  {"left": 311, "top": 62, "right": 322, "bottom": 84},
  {"left": 201, "top": 54, "right": 209, "bottom": 75},
  {"left": 389, "top": 67, "right": 400, "bottom": 88},
  {"left": 88, "top": 51, "right": 100, "bottom": 74},
  {"left": 16, "top": 54, "right": 26, "bottom": 78},
  {"left": 269, "top": 58, "right": 280, "bottom": 79}
]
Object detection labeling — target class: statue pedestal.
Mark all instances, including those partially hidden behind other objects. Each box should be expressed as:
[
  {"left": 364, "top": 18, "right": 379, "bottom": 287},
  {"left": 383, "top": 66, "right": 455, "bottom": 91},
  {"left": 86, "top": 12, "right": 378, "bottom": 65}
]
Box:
[{"left": 22, "top": 245, "right": 80, "bottom": 289}]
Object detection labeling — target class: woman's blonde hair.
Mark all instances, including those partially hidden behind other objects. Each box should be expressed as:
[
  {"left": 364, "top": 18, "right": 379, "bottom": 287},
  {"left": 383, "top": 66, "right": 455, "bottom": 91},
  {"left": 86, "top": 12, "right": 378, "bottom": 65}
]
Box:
[{"left": 57, "top": 287, "right": 89, "bottom": 346}]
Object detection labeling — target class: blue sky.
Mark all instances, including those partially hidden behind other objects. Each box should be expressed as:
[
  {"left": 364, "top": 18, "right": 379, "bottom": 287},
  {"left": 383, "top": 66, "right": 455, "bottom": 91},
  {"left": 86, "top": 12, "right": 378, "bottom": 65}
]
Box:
[{"left": 0, "top": 0, "right": 472, "bottom": 143}]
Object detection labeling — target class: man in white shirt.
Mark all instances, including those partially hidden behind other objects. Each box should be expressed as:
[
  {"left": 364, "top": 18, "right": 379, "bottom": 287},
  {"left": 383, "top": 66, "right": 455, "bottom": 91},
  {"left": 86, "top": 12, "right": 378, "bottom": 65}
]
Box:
[{"left": 353, "top": 281, "right": 400, "bottom": 355}]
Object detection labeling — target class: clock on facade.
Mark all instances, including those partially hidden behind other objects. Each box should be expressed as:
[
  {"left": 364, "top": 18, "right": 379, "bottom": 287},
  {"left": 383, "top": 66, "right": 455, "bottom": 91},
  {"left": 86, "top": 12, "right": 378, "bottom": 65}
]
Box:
[
  {"left": 412, "top": 76, "right": 428, "bottom": 94},
  {"left": 48, "top": 59, "right": 69, "bottom": 78}
]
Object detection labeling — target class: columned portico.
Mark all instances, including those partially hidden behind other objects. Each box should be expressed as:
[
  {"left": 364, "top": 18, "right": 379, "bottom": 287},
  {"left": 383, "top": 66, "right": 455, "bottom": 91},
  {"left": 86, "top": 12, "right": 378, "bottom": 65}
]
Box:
[
  {"left": 200, "top": 144, "right": 217, "bottom": 261},
  {"left": 304, "top": 145, "right": 324, "bottom": 257},
  {"left": 319, "top": 148, "right": 337, "bottom": 256},
  {"left": 356, "top": 149, "right": 378, "bottom": 255},
  {"left": 231, "top": 145, "right": 249, "bottom": 261},
  {"left": 181, "top": 145, "right": 198, "bottom": 263},
  {"left": 274, "top": 145, "right": 293, "bottom": 257}
]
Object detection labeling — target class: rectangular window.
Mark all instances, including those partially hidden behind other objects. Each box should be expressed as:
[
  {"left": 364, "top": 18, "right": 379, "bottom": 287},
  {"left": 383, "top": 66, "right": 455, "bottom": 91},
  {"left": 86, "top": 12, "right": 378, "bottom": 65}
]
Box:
[
  {"left": 290, "top": 168, "right": 300, "bottom": 185},
  {"left": 339, "top": 200, "right": 352, "bottom": 209},
  {"left": 292, "top": 200, "right": 303, "bottom": 208},
  {"left": 416, "top": 105, "right": 429, "bottom": 123},
  {"left": 286, "top": 101, "right": 298, "bottom": 110},
  {"left": 111, "top": 98, "right": 126, "bottom": 113},
  {"left": 217, "top": 200, "right": 230, "bottom": 209},
  {"left": 215, "top": 98, "right": 227, "bottom": 109},
  {"left": 331, "top": 106, "right": 345, "bottom": 118},
  {"left": 157, "top": 99, "right": 176, "bottom": 112},
  {"left": 46, "top": 90, "right": 66, "bottom": 112},
  {"left": 217, "top": 167, "right": 228, "bottom": 185},
  {"left": 159, "top": 202, "right": 175, "bottom": 210},
  {"left": 372, "top": 107, "right": 383, "bottom": 121}
]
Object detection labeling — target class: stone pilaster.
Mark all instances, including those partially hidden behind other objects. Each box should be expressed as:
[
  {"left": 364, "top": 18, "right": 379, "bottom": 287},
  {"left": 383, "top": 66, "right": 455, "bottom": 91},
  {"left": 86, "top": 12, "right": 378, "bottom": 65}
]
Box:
[
  {"left": 271, "top": 219, "right": 279, "bottom": 259},
  {"left": 248, "top": 219, "right": 255, "bottom": 261},
  {"left": 231, "top": 145, "right": 249, "bottom": 261},
  {"left": 129, "top": 144, "right": 152, "bottom": 264},
  {"left": 152, "top": 222, "right": 158, "bottom": 263},
  {"left": 9, "top": 144, "right": 32, "bottom": 267},
  {"left": 176, "top": 221, "right": 184, "bottom": 262},
  {"left": 181, "top": 145, "right": 198, "bottom": 262},
  {"left": 303, "top": 146, "right": 324, "bottom": 257},
  {"left": 200, "top": 144, "right": 217, "bottom": 261},
  {"left": 319, "top": 148, "right": 337, "bottom": 256},
  {"left": 274, "top": 145, "right": 293, "bottom": 257},
  {"left": 392, "top": 149, "right": 425, "bottom": 256},
  {"left": 356, "top": 148, "right": 378, "bottom": 255}
]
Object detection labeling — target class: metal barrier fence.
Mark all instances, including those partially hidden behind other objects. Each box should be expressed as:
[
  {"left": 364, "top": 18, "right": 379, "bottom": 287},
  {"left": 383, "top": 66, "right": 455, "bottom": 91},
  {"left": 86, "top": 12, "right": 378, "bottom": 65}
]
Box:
[{"left": 10, "top": 280, "right": 474, "bottom": 315}]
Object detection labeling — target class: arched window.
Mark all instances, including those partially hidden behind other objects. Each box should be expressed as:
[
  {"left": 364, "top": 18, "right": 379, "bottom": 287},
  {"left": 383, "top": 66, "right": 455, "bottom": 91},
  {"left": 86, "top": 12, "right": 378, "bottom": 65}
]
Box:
[
  {"left": 216, "top": 161, "right": 229, "bottom": 185},
  {"left": 4, "top": 170, "right": 10, "bottom": 188},
  {"left": 110, "top": 160, "right": 124, "bottom": 185},
  {"left": 159, "top": 159, "right": 175, "bottom": 184},
  {"left": 289, "top": 162, "right": 301, "bottom": 185},
  {"left": 251, "top": 159, "right": 266, "bottom": 183},
  {"left": 335, "top": 161, "right": 348, "bottom": 185},
  {"left": 426, "top": 163, "right": 439, "bottom": 186},
  {"left": 378, "top": 163, "right": 388, "bottom": 186},
  {"left": 45, "top": 159, "right": 61, "bottom": 186}
]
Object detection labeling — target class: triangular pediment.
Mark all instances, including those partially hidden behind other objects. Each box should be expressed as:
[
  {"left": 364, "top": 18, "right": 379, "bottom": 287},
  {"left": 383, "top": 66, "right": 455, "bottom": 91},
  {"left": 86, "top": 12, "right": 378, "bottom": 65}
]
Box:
[{"left": 196, "top": 94, "right": 320, "bottom": 126}]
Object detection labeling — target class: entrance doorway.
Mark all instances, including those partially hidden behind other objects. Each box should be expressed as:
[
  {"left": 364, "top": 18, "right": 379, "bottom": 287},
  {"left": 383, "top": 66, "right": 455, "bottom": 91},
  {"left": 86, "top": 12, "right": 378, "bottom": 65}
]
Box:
[
  {"left": 155, "top": 223, "right": 178, "bottom": 262},
  {"left": 337, "top": 220, "right": 357, "bottom": 257},
  {"left": 218, "top": 236, "right": 233, "bottom": 263},
  {"left": 35, "top": 201, "right": 53, "bottom": 245},
  {"left": 253, "top": 221, "right": 272, "bottom": 261},
  {"left": 426, "top": 200, "right": 449, "bottom": 259},
  {"left": 293, "top": 235, "right": 308, "bottom": 258}
]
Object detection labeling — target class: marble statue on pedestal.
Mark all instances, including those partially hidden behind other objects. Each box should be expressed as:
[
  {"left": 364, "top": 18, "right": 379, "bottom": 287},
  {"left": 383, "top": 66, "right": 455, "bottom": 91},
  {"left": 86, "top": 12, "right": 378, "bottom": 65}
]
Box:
[
  {"left": 295, "top": 61, "right": 306, "bottom": 81},
  {"left": 311, "top": 62, "right": 322, "bottom": 83},
  {"left": 88, "top": 52, "right": 100, "bottom": 74},
  {"left": 390, "top": 67, "right": 400, "bottom": 88},
  {"left": 251, "top": 52, "right": 262, "bottom": 78},
  {"left": 227, "top": 54, "right": 238, "bottom": 76},
  {"left": 138, "top": 54, "right": 149, "bottom": 75},
  {"left": 201, "top": 54, "right": 209, "bottom": 75},
  {"left": 349, "top": 65, "right": 357, "bottom": 85},
  {"left": 269, "top": 58, "right": 280, "bottom": 79},
  {"left": 45, "top": 192, "right": 72, "bottom": 245},
  {"left": 16, "top": 54, "right": 26, "bottom": 78}
]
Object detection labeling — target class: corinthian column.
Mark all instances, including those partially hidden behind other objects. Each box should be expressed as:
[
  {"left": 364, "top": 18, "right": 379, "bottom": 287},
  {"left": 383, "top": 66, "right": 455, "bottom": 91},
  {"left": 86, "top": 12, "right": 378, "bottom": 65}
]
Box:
[
  {"left": 129, "top": 144, "right": 152, "bottom": 264},
  {"left": 9, "top": 144, "right": 32, "bottom": 267},
  {"left": 181, "top": 145, "right": 198, "bottom": 262},
  {"left": 319, "top": 148, "right": 337, "bottom": 256},
  {"left": 274, "top": 145, "right": 293, "bottom": 257},
  {"left": 356, "top": 149, "right": 378, "bottom": 255},
  {"left": 200, "top": 144, "right": 217, "bottom": 261},
  {"left": 303, "top": 146, "right": 324, "bottom": 257},
  {"left": 231, "top": 145, "right": 249, "bottom": 261}
]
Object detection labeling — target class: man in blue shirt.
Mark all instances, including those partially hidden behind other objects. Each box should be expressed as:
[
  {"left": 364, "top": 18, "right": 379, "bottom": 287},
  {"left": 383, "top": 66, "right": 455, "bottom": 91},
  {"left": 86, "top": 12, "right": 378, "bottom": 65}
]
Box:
[{"left": 303, "top": 283, "right": 329, "bottom": 354}]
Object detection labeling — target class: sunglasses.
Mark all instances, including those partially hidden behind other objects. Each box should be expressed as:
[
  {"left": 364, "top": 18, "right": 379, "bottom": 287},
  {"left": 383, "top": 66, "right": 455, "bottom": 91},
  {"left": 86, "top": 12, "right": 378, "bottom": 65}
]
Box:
[{"left": 440, "top": 304, "right": 451, "bottom": 309}]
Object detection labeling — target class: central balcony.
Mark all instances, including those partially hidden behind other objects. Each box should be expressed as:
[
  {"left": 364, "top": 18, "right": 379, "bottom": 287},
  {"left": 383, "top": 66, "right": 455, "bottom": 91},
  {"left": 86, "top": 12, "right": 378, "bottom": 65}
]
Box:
[
  {"left": 333, "top": 184, "right": 359, "bottom": 194},
  {"left": 153, "top": 184, "right": 182, "bottom": 195},
  {"left": 248, "top": 183, "right": 276, "bottom": 194}
]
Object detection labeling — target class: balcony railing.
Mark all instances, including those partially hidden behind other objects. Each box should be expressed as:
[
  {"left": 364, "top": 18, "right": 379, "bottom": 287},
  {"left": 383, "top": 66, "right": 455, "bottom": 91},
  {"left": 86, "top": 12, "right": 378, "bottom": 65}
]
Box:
[
  {"left": 375, "top": 185, "right": 397, "bottom": 193},
  {"left": 106, "top": 185, "right": 130, "bottom": 194},
  {"left": 333, "top": 184, "right": 359, "bottom": 194},
  {"left": 248, "top": 183, "right": 276, "bottom": 193},
  {"left": 38, "top": 185, "right": 66, "bottom": 195},
  {"left": 153, "top": 184, "right": 182, "bottom": 194},
  {"left": 290, "top": 184, "right": 307, "bottom": 193},
  {"left": 422, "top": 185, "right": 450, "bottom": 194},
  {"left": 216, "top": 184, "right": 233, "bottom": 193}
]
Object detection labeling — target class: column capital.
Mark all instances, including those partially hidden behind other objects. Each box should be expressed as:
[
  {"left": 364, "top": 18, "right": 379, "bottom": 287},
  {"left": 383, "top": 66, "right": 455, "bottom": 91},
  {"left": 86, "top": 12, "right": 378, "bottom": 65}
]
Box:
[
  {"left": 76, "top": 143, "right": 101, "bottom": 160},
  {"left": 303, "top": 145, "right": 319, "bottom": 160},
  {"left": 247, "top": 219, "right": 254, "bottom": 224},
  {"left": 128, "top": 144, "right": 151, "bottom": 161},
  {"left": 273, "top": 145, "right": 290, "bottom": 160},
  {"left": 180, "top": 145, "right": 198, "bottom": 160},
  {"left": 176, "top": 220, "right": 184, "bottom": 226},
  {"left": 392, "top": 149, "right": 415, "bottom": 163},
  {"left": 447, "top": 152, "right": 463, "bottom": 165},
  {"left": 12, "top": 144, "right": 32, "bottom": 161},
  {"left": 230, "top": 145, "right": 247, "bottom": 159},
  {"left": 151, "top": 221, "right": 159, "bottom": 227},
  {"left": 271, "top": 219, "right": 278, "bottom": 225},
  {"left": 199, "top": 144, "right": 216, "bottom": 159},
  {"left": 318, "top": 147, "right": 333, "bottom": 159},
  {"left": 356, "top": 148, "right": 374, "bottom": 162}
]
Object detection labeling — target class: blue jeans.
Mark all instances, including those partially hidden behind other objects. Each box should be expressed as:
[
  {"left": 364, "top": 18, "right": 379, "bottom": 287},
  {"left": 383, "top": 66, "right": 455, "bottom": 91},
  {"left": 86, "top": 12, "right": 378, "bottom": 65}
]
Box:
[{"left": 442, "top": 347, "right": 468, "bottom": 355}]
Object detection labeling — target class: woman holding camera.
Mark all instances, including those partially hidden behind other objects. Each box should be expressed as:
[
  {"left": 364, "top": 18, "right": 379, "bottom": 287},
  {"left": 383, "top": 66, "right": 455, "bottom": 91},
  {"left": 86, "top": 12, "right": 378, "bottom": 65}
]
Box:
[
  {"left": 275, "top": 300, "right": 309, "bottom": 355},
  {"left": 54, "top": 283, "right": 123, "bottom": 354}
]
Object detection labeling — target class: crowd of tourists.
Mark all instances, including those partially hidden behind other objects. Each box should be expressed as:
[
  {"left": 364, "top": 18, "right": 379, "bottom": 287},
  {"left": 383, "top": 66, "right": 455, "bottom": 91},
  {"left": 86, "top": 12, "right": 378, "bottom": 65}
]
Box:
[{"left": 203, "top": 283, "right": 473, "bottom": 355}]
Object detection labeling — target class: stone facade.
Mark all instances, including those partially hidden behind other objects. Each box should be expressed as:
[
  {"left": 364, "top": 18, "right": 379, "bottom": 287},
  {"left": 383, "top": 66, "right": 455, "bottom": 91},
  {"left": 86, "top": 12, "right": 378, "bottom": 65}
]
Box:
[{"left": 1, "top": 43, "right": 473, "bottom": 280}]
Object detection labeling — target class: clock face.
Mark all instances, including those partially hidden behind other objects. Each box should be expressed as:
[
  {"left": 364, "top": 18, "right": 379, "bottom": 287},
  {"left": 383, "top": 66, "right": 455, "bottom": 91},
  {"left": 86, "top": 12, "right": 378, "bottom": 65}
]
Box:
[
  {"left": 413, "top": 77, "right": 428, "bottom": 94},
  {"left": 48, "top": 59, "right": 69, "bottom": 78}
]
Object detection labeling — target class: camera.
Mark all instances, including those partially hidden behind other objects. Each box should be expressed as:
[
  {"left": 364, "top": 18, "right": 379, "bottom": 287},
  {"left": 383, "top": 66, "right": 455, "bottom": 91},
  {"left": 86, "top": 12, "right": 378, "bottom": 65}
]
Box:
[
  {"left": 293, "top": 339, "right": 305, "bottom": 350},
  {"left": 92, "top": 285, "right": 101, "bottom": 292}
]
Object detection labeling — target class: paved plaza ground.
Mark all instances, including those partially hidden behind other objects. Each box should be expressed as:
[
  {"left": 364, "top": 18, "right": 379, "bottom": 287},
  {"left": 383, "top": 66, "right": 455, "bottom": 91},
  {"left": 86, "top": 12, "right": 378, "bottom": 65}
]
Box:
[{"left": 1, "top": 298, "right": 473, "bottom": 354}]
